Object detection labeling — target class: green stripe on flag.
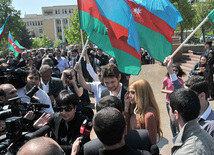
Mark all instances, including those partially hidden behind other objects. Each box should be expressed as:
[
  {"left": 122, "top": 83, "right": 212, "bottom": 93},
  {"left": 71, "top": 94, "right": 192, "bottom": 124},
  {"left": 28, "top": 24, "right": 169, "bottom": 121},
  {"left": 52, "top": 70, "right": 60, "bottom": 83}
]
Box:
[
  {"left": 208, "top": 9, "right": 214, "bottom": 23},
  {"left": 135, "top": 22, "right": 172, "bottom": 62},
  {"left": 79, "top": 10, "right": 141, "bottom": 75},
  {"left": 8, "top": 43, "right": 19, "bottom": 57}
]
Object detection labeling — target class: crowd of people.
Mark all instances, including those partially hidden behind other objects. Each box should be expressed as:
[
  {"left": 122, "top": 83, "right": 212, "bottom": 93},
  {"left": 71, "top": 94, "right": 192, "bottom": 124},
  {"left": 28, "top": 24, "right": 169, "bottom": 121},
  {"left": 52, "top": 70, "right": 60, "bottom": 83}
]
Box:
[{"left": 0, "top": 40, "right": 214, "bottom": 155}]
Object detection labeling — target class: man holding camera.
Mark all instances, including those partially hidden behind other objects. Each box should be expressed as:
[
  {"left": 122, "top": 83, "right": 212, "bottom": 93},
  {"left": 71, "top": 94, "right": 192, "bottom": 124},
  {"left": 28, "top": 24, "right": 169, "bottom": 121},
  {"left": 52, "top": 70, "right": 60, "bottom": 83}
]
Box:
[{"left": 17, "top": 69, "right": 54, "bottom": 114}]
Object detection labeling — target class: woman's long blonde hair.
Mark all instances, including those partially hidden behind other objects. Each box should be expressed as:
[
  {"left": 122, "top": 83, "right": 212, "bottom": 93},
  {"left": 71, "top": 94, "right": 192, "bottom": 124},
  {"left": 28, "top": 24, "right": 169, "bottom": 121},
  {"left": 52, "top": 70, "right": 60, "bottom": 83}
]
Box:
[{"left": 128, "top": 79, "right": 162, "bottom": 139}]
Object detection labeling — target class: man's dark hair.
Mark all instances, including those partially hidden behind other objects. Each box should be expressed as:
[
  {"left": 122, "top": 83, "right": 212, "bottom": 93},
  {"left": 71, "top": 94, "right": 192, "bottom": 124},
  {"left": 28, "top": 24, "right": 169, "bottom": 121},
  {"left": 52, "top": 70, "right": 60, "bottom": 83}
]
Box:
[
  {"left": 71, "top": 49, "right": 78, "bottom": 53},
  {"left": 27, "top": 68, "right": 40, "bottom": 77},
  {"left": 101, "top": 64, "right": 120, "bottom": 79},
  {"left": 169, "top": 88, "right": 200, "bottom": 123},
  {"left": 56, "top": 90, "right": 79, "bottom": 107},
  {"left": 96, "top": 95, "right": 123, "bottom": 113},
  {"left": 185, "top": 75, "right": 209, "bottom": 99},
  {"left": 93, "top": 107, "right": 125, "bottom": 146}
]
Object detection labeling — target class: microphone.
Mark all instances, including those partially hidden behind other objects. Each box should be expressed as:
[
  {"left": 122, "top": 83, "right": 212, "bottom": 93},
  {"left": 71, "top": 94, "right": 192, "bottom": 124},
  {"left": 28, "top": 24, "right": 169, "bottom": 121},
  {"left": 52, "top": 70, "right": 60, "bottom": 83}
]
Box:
[
  {"left": 24, "top": 125, "right": 51, "bottom": 140},
  {"left": 150, "top": 144, "right": 159, "bottom": 155},
  {"left": 80, "top": 118, "right": 92, "bottom": 144},
  {"left": 26, "top": 86, "right": 39, "bottom": 99},
  {"left": 32, "top": 103, "right": 50, "bottom": 108}
]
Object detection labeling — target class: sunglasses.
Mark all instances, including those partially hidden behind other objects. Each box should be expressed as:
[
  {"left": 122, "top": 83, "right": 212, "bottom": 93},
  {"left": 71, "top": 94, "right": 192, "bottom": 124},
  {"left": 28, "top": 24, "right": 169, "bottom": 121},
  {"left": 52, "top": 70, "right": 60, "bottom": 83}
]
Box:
[
  {"left": 173, "top": 69, "right": 178, "bottom": 72},
  {"left": 58, "top": 106, "right": 74, "bottom": 112}
]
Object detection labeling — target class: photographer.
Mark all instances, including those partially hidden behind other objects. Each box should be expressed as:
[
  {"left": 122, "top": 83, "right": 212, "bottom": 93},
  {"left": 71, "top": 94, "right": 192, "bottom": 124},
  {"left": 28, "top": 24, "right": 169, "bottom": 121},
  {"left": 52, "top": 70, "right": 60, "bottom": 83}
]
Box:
[
  {"left": 61, "top": 69, "right": 83, "bottom": 98},
  {"left": 17, "top": 69, "right": 54, "bottom": 114}
]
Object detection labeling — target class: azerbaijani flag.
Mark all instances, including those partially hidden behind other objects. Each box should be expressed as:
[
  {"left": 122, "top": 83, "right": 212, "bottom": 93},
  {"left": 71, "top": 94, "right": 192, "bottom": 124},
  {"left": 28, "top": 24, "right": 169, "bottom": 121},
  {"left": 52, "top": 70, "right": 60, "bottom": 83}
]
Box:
[
  {"left": 126, "top": 0, "right": 183, "bottom": 62},
  {"left": 208, "top": 9, "right": 214, "bottom": 23},
  {"left": 8, "top": 31, "right": 22, "bottom": 57},
  {"left": 0, "top": 16, "right": 9, "bottom": 40},
  {"left": 15, "top": 40, "right": 25, "bottom": 50},
  {"left": 78, "top": 0, "right": 142, "bottom": 75}
]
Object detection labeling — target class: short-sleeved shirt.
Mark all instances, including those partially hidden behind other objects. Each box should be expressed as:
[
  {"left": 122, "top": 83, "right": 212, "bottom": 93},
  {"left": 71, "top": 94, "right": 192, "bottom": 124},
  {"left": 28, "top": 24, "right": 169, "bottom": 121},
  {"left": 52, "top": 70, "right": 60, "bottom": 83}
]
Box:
[
  {"left": 162, "top": 77, "right": 184, "bottom": 103},
  {"left": 90, "top": 81, "right": 106, "bottom": 105},
  {"left": 56, "top": 57, "right": 69, "bottom": 73}
]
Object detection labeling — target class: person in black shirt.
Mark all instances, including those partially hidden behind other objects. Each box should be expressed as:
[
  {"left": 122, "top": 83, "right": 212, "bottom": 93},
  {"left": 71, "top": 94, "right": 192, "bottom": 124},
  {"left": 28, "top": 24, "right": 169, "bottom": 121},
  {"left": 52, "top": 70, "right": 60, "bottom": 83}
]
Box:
[{"left": 36, "top": 90, "right": 89, "bottom": 155}]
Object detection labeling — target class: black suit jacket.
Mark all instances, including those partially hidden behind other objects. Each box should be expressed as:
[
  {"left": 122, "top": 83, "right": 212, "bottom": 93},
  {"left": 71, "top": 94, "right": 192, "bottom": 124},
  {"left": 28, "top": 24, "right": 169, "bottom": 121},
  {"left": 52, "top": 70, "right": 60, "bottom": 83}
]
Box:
[
  {"left": 83, "top": 129, "right": 159, "bottom": 155},
  {"left": 39, "top": 77, "right": 64, "bottom": 99},
  {"left": 101, "top": 85, "right": 127, "bottom": 110}
]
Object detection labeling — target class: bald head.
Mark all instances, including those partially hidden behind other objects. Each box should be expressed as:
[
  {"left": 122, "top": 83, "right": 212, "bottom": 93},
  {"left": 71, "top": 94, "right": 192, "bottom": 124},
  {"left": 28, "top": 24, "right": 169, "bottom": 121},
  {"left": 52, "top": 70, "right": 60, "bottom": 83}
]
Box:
[
  {"left": 0, "top": 84, "right": 17, "bottom": 101},
  {"left": 17, "top": 137, "right": 64, "bottom": 155}
]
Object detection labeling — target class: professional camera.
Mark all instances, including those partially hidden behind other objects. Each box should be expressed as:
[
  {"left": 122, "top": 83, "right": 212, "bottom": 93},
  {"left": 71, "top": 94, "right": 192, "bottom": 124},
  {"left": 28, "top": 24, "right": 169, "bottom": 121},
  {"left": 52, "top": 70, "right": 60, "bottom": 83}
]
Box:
[
  {"left": 0, "top": 67, "right": 27, "bottom": 89},
  {"left": 66, "top": 73, "right": 73, "bottom": 80}
]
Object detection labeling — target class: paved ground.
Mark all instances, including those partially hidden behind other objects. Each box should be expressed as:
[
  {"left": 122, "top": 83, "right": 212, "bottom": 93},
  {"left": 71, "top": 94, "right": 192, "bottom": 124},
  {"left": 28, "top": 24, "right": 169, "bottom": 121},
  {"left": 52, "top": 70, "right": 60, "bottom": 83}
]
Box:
[{"left": 89, "top": 63, "right": 214, "bottom": 155}]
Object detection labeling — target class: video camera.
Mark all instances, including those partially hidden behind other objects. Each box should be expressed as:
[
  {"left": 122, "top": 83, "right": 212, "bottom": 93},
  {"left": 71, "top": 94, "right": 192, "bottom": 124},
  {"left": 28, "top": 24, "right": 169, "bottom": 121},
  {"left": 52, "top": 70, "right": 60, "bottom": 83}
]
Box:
[
  {"left": 0, "top": 67, "right": 27, "bottom": 89},
  {"left": 0, "top": 86, "right": 50, "bottom": 120},
  {"left": 0, "top": 86, "right": 50, "bottom": 154}
]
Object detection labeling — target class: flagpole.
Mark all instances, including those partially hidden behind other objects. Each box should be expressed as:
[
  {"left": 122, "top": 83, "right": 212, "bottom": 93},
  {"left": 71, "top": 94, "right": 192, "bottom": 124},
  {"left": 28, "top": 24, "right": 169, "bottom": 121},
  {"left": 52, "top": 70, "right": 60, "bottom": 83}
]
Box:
[
  {"left": 172, "top": 16, "right": 209, "bottom": 57},
  {"left": 78, "top": 38, "right": 89, "bottom": 64},
  {"left": 80, "top": 29, "right": 84, "bottom": 48}
]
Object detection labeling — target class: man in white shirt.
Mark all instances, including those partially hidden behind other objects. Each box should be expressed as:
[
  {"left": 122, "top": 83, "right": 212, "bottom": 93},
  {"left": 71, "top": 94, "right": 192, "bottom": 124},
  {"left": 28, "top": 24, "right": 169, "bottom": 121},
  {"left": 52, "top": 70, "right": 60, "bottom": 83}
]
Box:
[
  {"left": 17, "top": 69, "right": 54, "bottom": 114},
  {"left": 55, "top": 49, "right": 69, "bottom": 74}
]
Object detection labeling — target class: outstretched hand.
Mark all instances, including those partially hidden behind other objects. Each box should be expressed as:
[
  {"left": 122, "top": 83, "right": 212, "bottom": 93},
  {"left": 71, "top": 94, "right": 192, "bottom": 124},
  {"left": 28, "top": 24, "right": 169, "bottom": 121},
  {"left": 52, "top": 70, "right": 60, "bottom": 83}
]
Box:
[{"left": 33, "top": 113, "right": 51, "bottom": 129}]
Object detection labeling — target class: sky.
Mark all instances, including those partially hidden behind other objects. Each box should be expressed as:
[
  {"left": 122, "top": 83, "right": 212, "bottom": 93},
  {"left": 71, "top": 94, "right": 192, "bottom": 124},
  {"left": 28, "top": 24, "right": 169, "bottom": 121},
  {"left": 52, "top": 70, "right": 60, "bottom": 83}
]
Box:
[{"left": 12, "top": 0, "right": 77, "bottom": 17}]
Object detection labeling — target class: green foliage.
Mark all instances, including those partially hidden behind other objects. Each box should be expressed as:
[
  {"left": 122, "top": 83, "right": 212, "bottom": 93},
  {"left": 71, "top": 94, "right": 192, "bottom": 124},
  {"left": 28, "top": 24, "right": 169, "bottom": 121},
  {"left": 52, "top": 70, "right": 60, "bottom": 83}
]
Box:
[
  {"left": 0, "top": 0, "right": 32, "bottom": 54},
  {"left": 194, "top": 0, "right": 214, "bottom": 42},
  {"left": 170, "top": 0, "right": 196, "bottom": 42},
  {"left": 32, "top": 34, "right": 51, "bottom": 48},
  {"left": 32, "top": 38, "right": 42, "bottom": 48},
  {"left": 64, "top": 8, "right": 87, "bottom": 45},
  {"left": 40, "top": 34, "right": 51, "bottom": 47},
  {"left": 19, "top": 26, "right": 32, "bottom": 49},
  {"left": 53, "top": 38, "right": 62, "bottom": 48}
]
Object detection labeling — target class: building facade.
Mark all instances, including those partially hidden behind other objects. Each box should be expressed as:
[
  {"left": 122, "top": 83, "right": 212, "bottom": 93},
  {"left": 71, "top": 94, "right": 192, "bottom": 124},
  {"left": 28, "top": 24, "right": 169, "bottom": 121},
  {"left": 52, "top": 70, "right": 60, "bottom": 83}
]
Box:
[{"left": 22, "top": 5, "right": 77, "bottom": 44}]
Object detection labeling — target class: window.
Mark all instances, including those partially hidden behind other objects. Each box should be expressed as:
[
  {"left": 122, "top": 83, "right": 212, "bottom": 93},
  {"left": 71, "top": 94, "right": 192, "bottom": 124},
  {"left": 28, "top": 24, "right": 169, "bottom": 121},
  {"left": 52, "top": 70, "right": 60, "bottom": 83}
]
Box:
[
  {"left": 69, "top": 9, "right": 71, "bottom": 13},
  {"left": 58, "top": 9, "right": 60, "bottom": 14},
  {"left": 57, "top": 20, "right": 61, "bottom": 25},
  {"left": 27, "top": 22, "right": 29, "bottom": 26},
  {"left": 64, "top": 19, "right": 67, "bottom": 24},
  {"left": 41, "top": 21, "right": 43, "bottom": 25},
  {"left": 32, "top": 21, "right": 34, "bottom": 26},
  {"left": 62, "top": 9, "right": 64, "bottom": 14},
  {"left": 38, "top": 21, "right": 40, "bottom": 26},
  {"left": 65, "top": 9, "right": 67, "bottom": 14},
  {"left": 35, "top": 21, "right": 37, "bottom": 26},
  {"left": 39, "top": 29, "right": 43, "bottom": 34},
  {"left": 55, "top": 10, "right": 57, "bottom": 14},
  {"left": 58, "top": 26, "right": 62, "bottom": 33}
]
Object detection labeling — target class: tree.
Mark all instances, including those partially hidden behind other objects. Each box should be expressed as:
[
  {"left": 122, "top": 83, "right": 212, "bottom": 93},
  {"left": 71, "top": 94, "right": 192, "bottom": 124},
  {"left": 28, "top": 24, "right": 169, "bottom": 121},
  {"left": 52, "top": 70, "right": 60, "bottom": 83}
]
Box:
[
  {"left": 64, "top": 8, "right": 87, "bottom": 45},
  {"left": 170, "top": 0, "right": 196, "bottom": 43},
  {"left": 19, "top": 25, "right": 32, "bottom": 49},
  {"left": 32, "top": 38, "right": 42, "bottom": 48},
  {"left": 40, "top": 34, "right": 51, "bottom": 48},
  {"left": 0, "top": 0, "right": 31, "bottom": 56},
  {"left": 194, "top": 0, "right": 214, "bottom": 43},
  {"left": 53, "top": 38, "right": 62, "bottom": 48}
]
